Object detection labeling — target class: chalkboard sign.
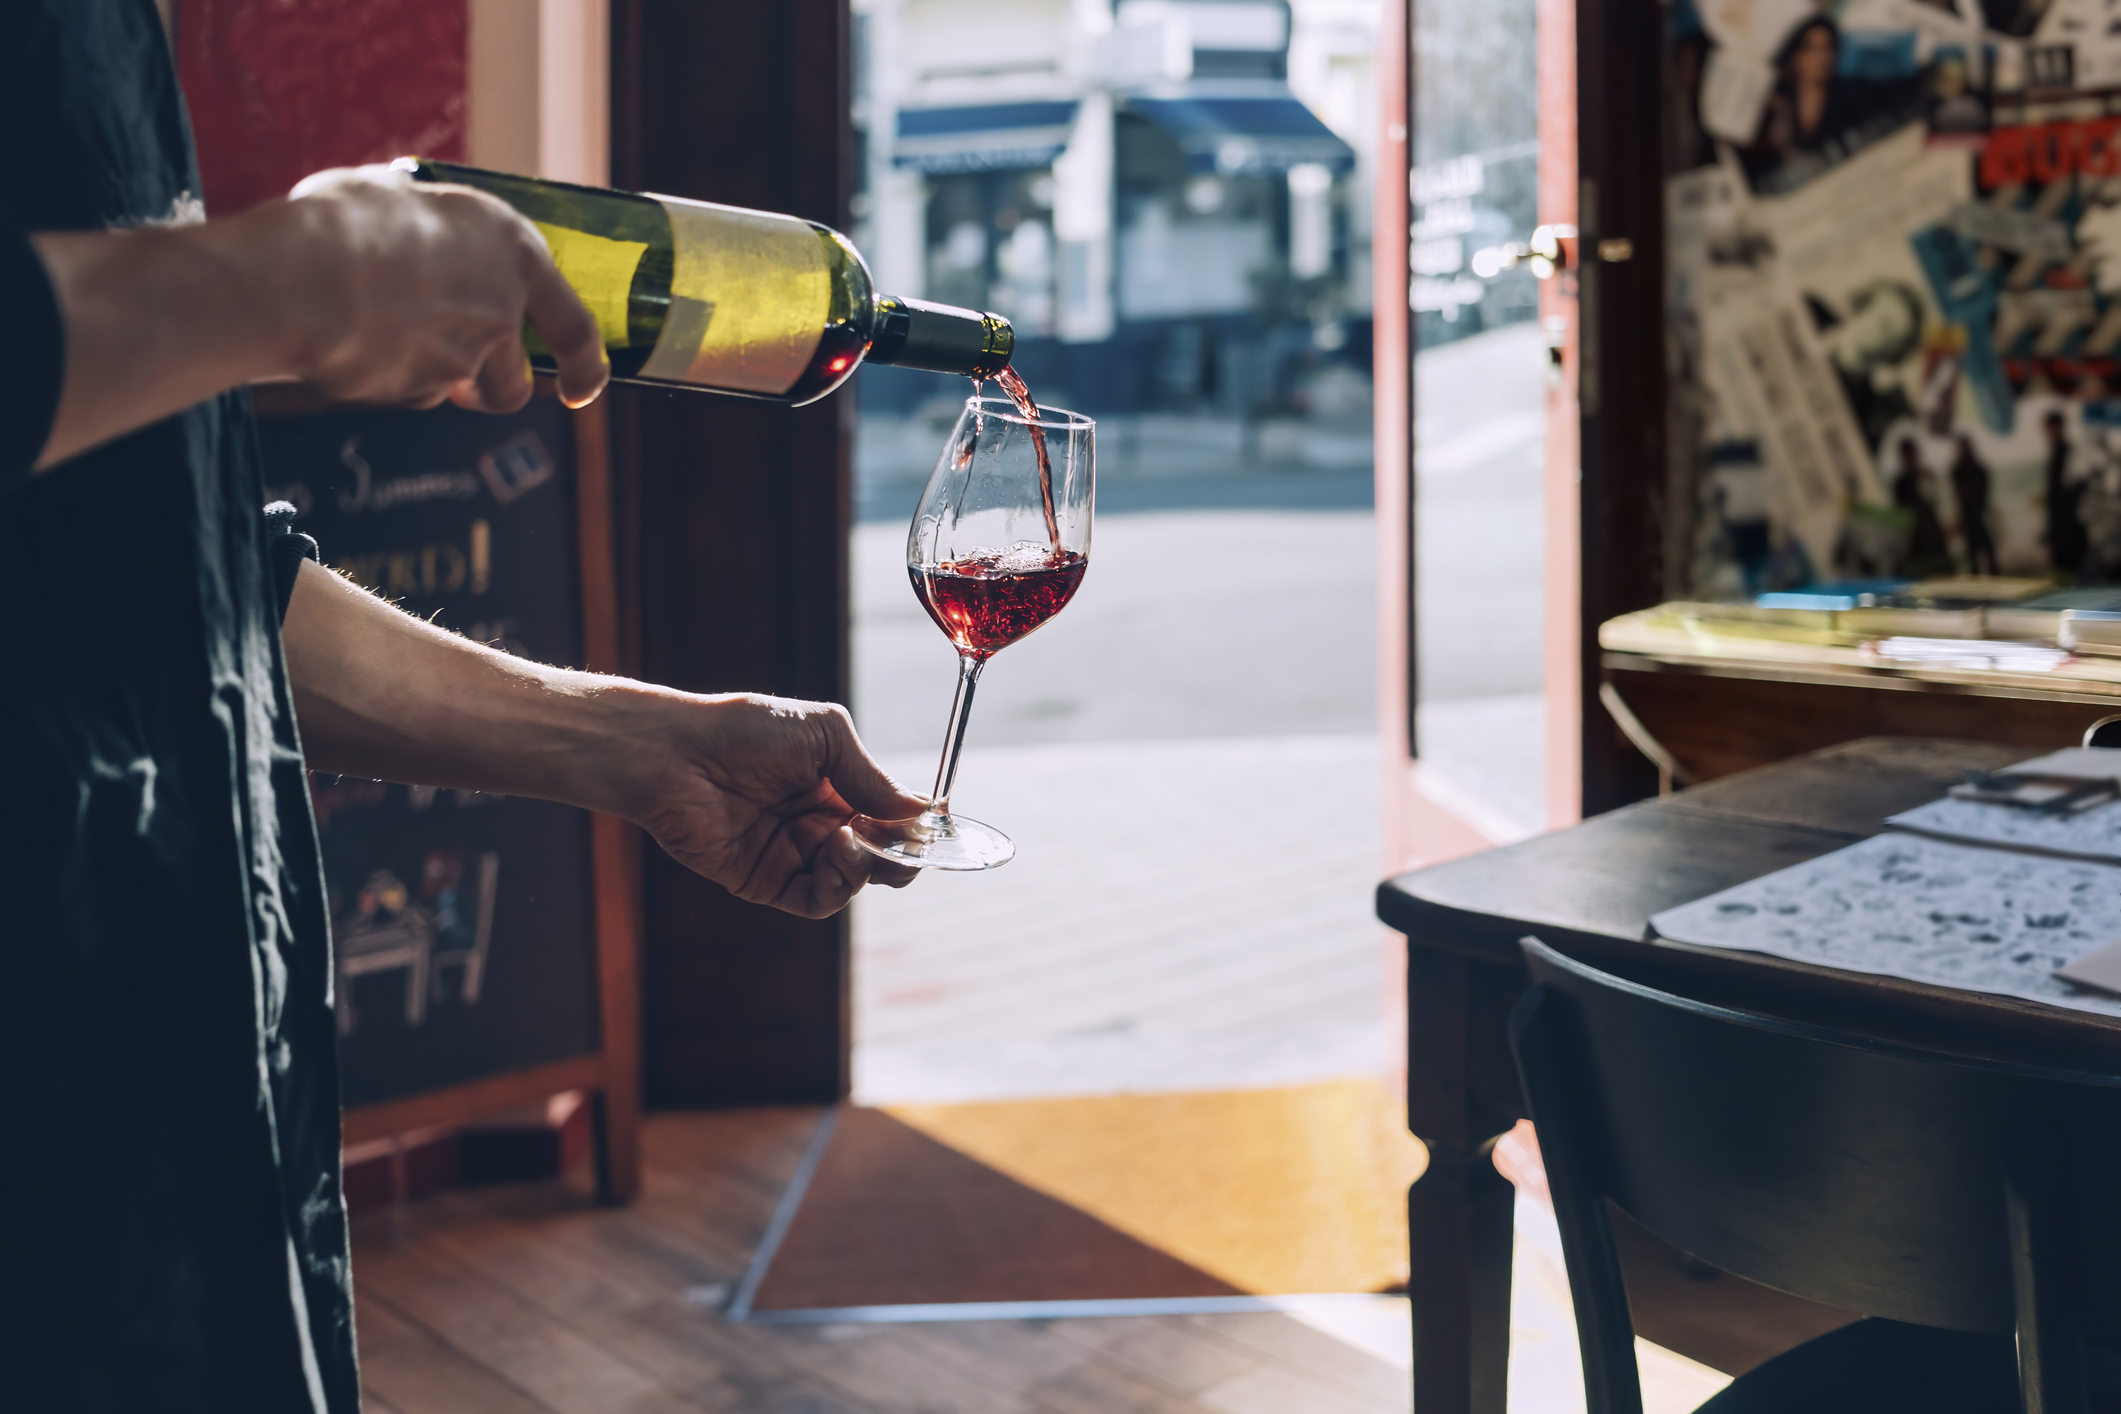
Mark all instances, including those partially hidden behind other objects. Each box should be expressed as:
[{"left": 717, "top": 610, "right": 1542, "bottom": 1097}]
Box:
[{"left": 254, "top": 390, "right": 639, "bottom": 1197}]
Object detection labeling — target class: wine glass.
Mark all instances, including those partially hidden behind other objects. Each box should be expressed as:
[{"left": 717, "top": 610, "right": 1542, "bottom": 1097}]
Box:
[{"left": 852, "top": 395, "right": 1095, "bottom": 869}]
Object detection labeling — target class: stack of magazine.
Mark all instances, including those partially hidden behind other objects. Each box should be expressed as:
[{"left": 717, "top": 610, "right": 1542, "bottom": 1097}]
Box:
[{"left": 1671, "top": 578, "right": 2121, "bottom": 654}]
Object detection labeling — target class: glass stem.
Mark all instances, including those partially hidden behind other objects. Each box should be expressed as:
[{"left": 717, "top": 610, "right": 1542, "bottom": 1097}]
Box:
[{"left": 927, "top": 653, "right": 985, "bottom": 817}]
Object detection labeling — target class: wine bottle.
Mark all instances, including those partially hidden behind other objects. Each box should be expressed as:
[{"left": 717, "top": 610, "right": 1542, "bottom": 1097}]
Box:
[{"left": 397, "top": 159, "right": 1014, "bottom": 405}]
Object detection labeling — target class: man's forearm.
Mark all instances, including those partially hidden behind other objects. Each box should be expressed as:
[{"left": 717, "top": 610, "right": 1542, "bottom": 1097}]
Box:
[
  {"left": 283, "top": 558, "right": 924, "bottom": 916},
  {"left": 281, "top": 558, "right": 668, "bottom": 820},
  {"left": 32, "top": 209, "right": 304, "bottom": 469}
]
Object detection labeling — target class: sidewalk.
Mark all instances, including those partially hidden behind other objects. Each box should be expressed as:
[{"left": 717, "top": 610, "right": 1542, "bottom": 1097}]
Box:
[{"left": 854, "top": 735, "right": 1388, "bottom": 1104}]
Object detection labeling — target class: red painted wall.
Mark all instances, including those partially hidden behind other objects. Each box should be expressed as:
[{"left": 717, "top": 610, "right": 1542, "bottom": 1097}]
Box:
[{"left": 177, "top": 0, "right": 468, "bottom": 216}]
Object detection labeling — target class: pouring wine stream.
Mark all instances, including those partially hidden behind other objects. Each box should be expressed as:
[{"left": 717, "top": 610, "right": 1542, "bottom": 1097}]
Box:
[{"left": 993, "top": 367, "right": 1061, "bottom": 547}]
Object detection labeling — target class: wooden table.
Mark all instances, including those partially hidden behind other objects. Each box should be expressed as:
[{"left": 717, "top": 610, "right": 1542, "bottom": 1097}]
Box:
[{"left": 1376, "top": 737, "right": 2121, "bottom": 1413}]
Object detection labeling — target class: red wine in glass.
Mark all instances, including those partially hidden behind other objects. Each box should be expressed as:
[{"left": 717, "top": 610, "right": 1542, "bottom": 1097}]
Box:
[
  {"left": 913, "top": 546, "right": 1088, "bottom": 658},
  {"left": 852, "top": 389, "right": 1095, "bottom": 871}
]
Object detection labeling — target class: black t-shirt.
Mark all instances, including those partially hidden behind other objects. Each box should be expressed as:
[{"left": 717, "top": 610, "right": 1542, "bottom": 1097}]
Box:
[{"left": 0, "top": 3, "right": 354, "bottom": 1410}]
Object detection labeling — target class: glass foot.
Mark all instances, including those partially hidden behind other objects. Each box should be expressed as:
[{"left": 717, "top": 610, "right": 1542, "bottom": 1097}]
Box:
[{"left": 851, "top": 809, "right": 1014, "bottom": 871}]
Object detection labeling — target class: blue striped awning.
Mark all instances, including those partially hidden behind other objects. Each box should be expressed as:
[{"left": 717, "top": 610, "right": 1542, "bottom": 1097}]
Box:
[
  {"left": 892, "top": 102, "right": 1080, "bottom": 175},
  {"left": 1123, "top": 89, "right": 1356, "bottom": 176}
]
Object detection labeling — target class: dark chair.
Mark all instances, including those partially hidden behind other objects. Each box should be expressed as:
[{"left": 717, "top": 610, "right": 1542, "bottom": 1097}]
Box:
[
  {"left": 1509, "top": 936, "right": 2121, "bottom": 1414},
  {"left": 2083, "top": 716, "right": 2121, "bottom": 749}
]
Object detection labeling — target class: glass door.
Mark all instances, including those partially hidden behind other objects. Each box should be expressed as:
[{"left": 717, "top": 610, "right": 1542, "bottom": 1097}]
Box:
[{"left": 1403, "top": 0, "right": 1553, "bottom": 854}]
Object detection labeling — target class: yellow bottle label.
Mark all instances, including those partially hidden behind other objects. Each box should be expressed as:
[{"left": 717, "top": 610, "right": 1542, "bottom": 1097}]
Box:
[
  {"left": 532, "top": 221, "right": 649, "bottom": 349},
  {"left": 637, "top": 196, "right": 828, "bottom": 394}
]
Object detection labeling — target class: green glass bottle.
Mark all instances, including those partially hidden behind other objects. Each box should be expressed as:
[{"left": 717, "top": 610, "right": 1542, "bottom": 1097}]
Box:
[{"left": 400, "top": 159, "right": 1015, "bottom": 406}]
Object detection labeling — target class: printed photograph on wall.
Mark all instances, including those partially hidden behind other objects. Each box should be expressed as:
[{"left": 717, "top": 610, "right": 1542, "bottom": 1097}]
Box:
[
  {"left": 1667, "top": 0, "right": 2121, "bottom": 597},
  {"left": 256, "top": 400, "right": 604, "bottom": 1107}
]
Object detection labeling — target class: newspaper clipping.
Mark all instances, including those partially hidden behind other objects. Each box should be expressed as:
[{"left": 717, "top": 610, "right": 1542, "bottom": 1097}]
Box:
[{"left": 1670, "top": 0, "right": 2121, "bottom": 593}]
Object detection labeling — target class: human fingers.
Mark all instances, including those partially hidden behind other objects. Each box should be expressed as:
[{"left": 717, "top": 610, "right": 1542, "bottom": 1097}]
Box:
[
  {"left": 815, "top": 706, "right": 928, "bottom": 823},
  {"left": 781, "top": 824, "right": 884, "bottom": 918},
  {"left": 519, "top": 239, "right": 609, "bottom": 409},
  {"left": 288, "top": 161, "right": 414, "bottom": 201},
  {"left": 870, "top": 857, "right": 919, "bottom": 889},
  {"left": 786, "top": 807, "right": 916, "bottom": 891},
  {"left": 455, "top": 337, "right": 535, "bottom": 414}
]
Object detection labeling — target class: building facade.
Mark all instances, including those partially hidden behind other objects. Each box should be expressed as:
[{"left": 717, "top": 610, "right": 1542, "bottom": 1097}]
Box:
[{"left": 852, "top": 0, "right": 1375, "bottom": 416}]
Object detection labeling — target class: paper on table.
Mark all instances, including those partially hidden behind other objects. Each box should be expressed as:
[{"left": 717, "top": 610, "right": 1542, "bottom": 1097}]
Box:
[
  {"left": 2057, "top": 937, "right": 2121, "bottom": 998},
  {"left": 1647, "top": 834, "right": 2121, "bottom": 1017},
  {"left": 1887, "top": 747, "right": 2121, "bottom": 863},
  {"left": 1889, "top": 797, "right": 2121, "bottom": 864}
]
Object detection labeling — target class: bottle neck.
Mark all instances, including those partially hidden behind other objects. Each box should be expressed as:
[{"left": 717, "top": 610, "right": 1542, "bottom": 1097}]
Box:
[{"left": 866, "top": 296, "right": 1014, "bottom": 378}]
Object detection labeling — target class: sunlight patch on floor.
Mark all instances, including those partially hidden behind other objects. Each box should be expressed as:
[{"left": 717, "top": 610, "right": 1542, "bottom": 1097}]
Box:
[{"left": 888, "top": 1081, "right": 1425, "bottom": 1298}]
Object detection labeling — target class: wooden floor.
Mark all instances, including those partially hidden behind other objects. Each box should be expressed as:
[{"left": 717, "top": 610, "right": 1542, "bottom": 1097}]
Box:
[{"left": 351, "top": 1108, "right": 1412, "bottom": 1414}]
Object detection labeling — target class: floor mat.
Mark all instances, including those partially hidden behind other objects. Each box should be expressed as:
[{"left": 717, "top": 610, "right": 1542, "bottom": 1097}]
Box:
[{"left": 746, "top": 1080, "right": 1427, "bottom": 1313}]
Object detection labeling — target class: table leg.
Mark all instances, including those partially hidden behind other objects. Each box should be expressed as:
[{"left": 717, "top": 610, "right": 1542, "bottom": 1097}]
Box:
[
  {"left": 1406, "top": 945, "right": 1528, "bottom": 1413},
  {"left": 1411, "top": 1135, "right": 1517, "bottom": 1413}
]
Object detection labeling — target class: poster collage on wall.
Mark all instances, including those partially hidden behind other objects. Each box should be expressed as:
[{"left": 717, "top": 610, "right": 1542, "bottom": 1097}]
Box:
[{"left": 1670, "top": 0, "right": 2121, "bottom": 596}]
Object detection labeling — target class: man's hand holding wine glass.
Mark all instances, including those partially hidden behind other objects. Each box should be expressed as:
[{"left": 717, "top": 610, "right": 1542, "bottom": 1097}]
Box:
[{"left": 634, "top": 696, "right": 926, "bottom": 918}]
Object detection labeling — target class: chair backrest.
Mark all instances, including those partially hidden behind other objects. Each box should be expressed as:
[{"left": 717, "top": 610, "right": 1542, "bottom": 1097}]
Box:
[{"left": 1510, "top": 936, "right": 2121, "bottom": 1414}]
